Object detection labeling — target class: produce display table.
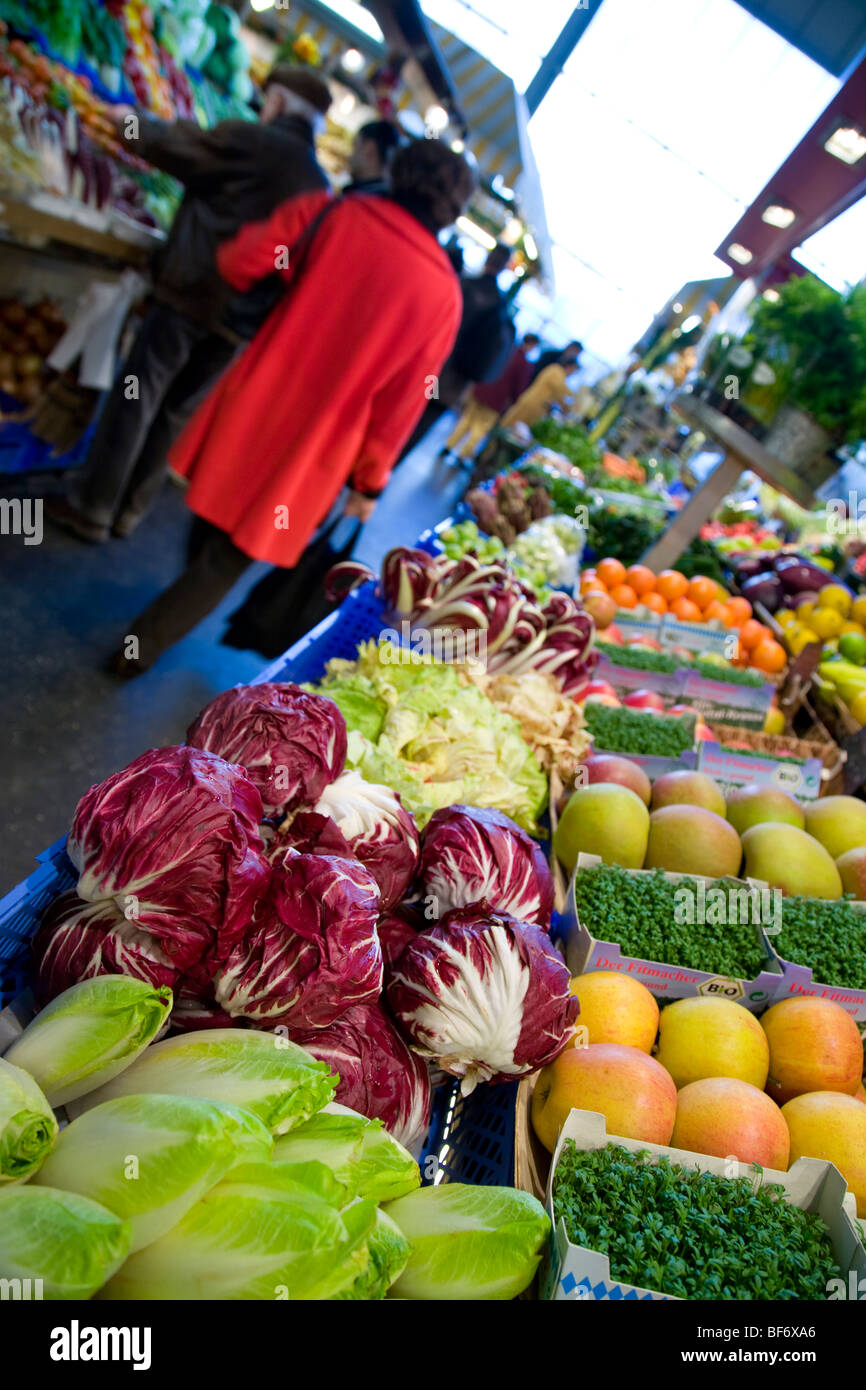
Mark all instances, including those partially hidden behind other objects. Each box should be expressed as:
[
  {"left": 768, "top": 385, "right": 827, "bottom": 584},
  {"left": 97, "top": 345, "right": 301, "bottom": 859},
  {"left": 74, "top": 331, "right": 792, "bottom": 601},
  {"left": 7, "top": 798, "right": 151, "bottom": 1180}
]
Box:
[
  {"left": 0, "top": 189, "right": 165, "bottom": 265},
  {"left": 642, "top": 393, "right": 817, "bottom": 571}
]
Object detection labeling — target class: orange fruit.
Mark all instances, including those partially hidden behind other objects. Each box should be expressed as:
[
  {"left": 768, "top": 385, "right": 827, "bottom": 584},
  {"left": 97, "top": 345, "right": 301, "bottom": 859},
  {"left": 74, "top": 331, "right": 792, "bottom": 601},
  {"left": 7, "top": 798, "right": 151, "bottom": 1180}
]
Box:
[
  {"left": 670, "top": 596, "right": 703, "bottom": 623},
  {"left": 738, "top": 618, "right": 765, "bottom": 650},
  {"left": 625, "top": 564, "right": 656, "bottom": 596},
  {"left": 656, "top": 570, "right": 689, "bottom": 603},
  {"left": 610, "top": 584, "right": 638, "bottom": 609},
  {"left": 580, "top": 573, "right": 606, "bottom": 594},
  {"left": 751, "top": 639, "right": 787, "bottom": 674},
  {"left": 726, "top": 597, "right": 752, "bottom": 626},
  {"left": 719, "top": 605, "right": 742, "bottom": 629},
  {"left": 597, "top": 557, "right": 626, "bottom": 588},
  {"left": 702, "top": 600, "right": 728, "bottom": 624},
  {"left": 642, "top": 591, "right": 668, "bottom": 615},
  {"left": 687, "top": 576, "right": 719, "bottom": 611}
]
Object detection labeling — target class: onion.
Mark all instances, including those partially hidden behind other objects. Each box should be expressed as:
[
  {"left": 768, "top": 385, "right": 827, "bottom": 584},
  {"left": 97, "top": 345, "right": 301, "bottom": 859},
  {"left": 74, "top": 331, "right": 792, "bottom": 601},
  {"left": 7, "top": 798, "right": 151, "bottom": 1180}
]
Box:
[{"left": 740, "top": 572, "right": 781, "bottom": 612}]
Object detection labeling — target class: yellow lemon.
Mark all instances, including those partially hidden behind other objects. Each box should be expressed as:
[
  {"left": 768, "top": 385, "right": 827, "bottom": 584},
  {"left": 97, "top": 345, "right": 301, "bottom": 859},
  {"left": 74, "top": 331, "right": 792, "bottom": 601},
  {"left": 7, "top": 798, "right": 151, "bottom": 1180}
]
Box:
[
  {"left": 763, "top": 707, "right": 786, "bottom": 734},
  {"left": 850, "top": 597, "right": 866, "bottom": 627},
  {"left": 849, "top": 689, "right": 866, "bottom": 726},
  {"left": 787, "top": 627, "right": 820, "bottom": 654},
  {"left": 776, "top": 608, "right": 796, "bottom": 628},
  {"left": 840, "top": 620, "right": 866, "bottom": 637},
  {"left": 796, "top": 600, "right": 816, "bottom": 622},
  {"left": 819, "top": 585, "right": 851, "bottom": 616},
  {"left": 810, "top": 608, "right": 845, "bottom": 640}
]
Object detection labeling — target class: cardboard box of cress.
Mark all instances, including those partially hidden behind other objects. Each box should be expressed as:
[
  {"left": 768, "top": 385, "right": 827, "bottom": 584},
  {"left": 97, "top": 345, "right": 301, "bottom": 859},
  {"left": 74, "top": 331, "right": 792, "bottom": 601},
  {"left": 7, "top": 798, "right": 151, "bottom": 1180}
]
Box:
[{"left": 541, "top": 1110, "right": 866, "bottom": 1302}]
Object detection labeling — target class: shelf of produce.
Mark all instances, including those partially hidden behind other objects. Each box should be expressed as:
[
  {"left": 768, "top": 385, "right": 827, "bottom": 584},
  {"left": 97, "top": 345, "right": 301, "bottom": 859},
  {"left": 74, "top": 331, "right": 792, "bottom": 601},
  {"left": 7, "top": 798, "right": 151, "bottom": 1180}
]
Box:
[
  {"left": 642, "top": 394, "right": 819, "bottom": 573},
  {"left": 0, "top": 190, "right": 164, "bottom": 265}
]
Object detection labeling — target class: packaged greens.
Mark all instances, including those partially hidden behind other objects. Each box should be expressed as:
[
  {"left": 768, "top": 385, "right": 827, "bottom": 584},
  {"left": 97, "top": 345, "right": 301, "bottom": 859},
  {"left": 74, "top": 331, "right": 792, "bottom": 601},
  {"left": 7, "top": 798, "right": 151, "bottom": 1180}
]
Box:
[{"left": 553, "top": 1142, "right": 843, "bottom": 1300}]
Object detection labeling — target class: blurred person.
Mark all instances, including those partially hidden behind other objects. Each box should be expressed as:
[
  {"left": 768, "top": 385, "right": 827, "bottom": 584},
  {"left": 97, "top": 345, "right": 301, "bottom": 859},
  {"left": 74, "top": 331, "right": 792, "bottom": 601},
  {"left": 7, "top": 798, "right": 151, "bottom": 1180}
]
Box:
[
  {"left": 530, "top": 338, "right": 583, "bottom": 382},
  {"left": 344, "top": 119, "right": 402, "bottom": 194},
  {"left": 501, "top": 357, "right": 578, "bottom": 430},
  {"left": 48, "top": 66, "right": 332, "bottom": 544},
  {"left": 441, "top": 331, "right": 540, "bottom": 461},
  {"left": 396, "top": 240, "right": 514, "bottom": 461},
  {"left": 115, "top": 139, "right": 475, "bottom": 673}
]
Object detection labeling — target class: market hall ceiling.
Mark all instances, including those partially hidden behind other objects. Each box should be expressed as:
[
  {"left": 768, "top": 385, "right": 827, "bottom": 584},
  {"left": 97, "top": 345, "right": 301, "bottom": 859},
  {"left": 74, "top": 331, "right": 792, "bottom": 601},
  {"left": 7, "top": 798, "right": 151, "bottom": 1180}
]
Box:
[{"left": 733, "top": 0, "right": 866, "bottom": 77}]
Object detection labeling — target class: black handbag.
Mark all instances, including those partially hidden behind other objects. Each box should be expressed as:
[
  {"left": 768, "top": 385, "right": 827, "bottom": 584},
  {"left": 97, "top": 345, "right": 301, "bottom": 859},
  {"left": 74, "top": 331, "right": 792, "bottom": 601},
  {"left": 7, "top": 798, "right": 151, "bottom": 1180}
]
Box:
[{"left": 221, "top": 510, "right": 362, "bottom": 657}]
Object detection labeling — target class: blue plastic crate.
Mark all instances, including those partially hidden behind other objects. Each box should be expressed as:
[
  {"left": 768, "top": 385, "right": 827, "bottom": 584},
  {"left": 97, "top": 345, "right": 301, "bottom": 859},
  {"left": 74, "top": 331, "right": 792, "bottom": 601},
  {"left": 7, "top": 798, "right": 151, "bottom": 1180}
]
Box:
[
  {"left": 254, "top": 581, "right": 386, "bottom": 686},
  {"left": 420, "top": 1079, "right": 516, "bottom": 1187},
  {"left": 0, "top": 838, "right": 76, "bottom": 1007}
]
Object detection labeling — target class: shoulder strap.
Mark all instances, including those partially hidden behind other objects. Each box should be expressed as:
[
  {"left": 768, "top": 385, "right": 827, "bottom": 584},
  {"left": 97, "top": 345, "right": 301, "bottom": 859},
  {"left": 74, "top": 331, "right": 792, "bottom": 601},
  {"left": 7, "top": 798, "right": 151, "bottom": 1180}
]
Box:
[{"left": 286, "top": 195, "right": 343, "bottom": 286}]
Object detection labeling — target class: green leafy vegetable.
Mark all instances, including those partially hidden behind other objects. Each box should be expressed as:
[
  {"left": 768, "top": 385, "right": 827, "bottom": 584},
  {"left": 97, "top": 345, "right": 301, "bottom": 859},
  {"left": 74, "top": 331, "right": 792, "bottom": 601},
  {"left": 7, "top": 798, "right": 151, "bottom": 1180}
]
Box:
[
  {"left": 101, "top": 1162, "right": 377, "bottom": 1301},
  {"left": 584, "top": 704, "right": 695, "bottom": 757},
  {"left": 68, "top": 1027, "right": 336, "bottom": 1135},
  {"left": 596, "top": 643, "right": 678, "bottom": 673},
  {"left": 334, "top": 1208, "right": 411, "bottom": 1300},
  {"left": 574, "top": 864, "right": 770, "bottom": 977},
  {"left": 385, "top": 1183, "right": 550, "bottom": 1300},
  {"left": 312, "top": 641, "right": 548, "bottom": 832},
  {"left": 771, "top": 894, "right": 866, "bottom": 990},
  {"left": 33, "top": 1093, "right": 272, "bottom": 1253},
  {"left": 273, "top": 1104, "right": 420, "bottom": 1203},
  {"left": 0, "top": 1186, "right": 131, "bottom": 1300},
  {"left": 0, "top": 1057, "right": 57, "bottom": 1184},
  {"left": 4, "top": 976, "right": 172, "bottom": 1107},
  {"left": 553, "top": 1142, "right": 843, "bottom": 1300}
]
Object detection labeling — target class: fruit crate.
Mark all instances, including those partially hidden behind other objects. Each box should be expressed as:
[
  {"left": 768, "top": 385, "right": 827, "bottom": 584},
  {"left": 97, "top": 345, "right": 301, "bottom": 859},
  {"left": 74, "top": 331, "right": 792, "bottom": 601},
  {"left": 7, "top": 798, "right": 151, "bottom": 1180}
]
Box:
[{"left": 420, "top": 1078, "right": 517, "bottom": 1188}]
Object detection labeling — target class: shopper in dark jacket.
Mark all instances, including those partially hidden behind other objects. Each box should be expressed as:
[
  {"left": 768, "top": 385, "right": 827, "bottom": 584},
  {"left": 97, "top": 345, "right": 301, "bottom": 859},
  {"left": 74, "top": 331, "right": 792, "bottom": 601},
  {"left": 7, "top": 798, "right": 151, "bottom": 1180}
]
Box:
[
  {"left": 48, "top": 66, "right": 332, "bottom": 543},
  {"left": 344, "top": 119, "right": 402, "bottom": 195},
  {"left": 530, "top": 339, "right": 583, "bottom": 382}
]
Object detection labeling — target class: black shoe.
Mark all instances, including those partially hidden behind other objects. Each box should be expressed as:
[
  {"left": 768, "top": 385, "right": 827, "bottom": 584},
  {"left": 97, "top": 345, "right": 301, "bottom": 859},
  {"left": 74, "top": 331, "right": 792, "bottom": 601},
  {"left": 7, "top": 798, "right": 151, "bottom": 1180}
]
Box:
[{"left": 45, "top": 496, "right": 109, "bottom": 543}]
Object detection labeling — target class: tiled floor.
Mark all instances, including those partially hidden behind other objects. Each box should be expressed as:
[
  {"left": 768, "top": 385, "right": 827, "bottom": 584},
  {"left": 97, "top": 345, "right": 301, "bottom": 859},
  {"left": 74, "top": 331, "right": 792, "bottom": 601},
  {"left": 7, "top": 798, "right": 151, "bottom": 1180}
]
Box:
[{"left": 0, "top": 412, "right": 467, "bottom": 891}]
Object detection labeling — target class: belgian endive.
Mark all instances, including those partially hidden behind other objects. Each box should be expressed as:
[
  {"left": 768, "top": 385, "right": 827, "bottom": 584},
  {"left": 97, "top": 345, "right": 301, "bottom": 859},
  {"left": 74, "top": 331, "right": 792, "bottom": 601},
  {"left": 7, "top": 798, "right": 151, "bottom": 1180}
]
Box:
[
  {"left": 4, "top": 976, "right": 172, "bottom": 1107},
  {"left": 0, "top": 1057, "right": 57, "bottom": 1183},
  {"left": 100, "top": 1161, "right": 377, "bottom": 1300},
  {"left": 32, "top": 1092, "right": 272, "bottom": 1252},
  {"left": 0, "top": 1186, "right": 131, "bottom": 1299},
  {"left": 67, "top": 1028, "right": 335, "bottom": 1134}
]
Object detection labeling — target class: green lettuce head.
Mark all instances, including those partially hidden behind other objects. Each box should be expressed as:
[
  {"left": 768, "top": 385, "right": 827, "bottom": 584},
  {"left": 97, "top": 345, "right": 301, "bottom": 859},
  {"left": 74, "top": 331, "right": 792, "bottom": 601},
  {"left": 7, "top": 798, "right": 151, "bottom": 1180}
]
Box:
[
  {"left": 0, "top": 1185, "right": 131, "bottom": 1299},
  {"left": 4, "top": 976, "right": 172, "bottom": 1107},
  {"left": 385, "top": 1183, "right": 550, "bottom": 1300},
  {"left": 334, "top": 1208, "right": 411, "bottom": 1300},
  {"left": 67, "top": 1028, "right": 335, "bottom": 1134},
  {"left": 100, "top": 1161, "right": 377, "bottom": 1300},
  {"left": 0, "top": 1056, "right": 57, "bottom": 1183},
  {"left": 32, "top": 1092, "right": 272, "bottom": 1252}
]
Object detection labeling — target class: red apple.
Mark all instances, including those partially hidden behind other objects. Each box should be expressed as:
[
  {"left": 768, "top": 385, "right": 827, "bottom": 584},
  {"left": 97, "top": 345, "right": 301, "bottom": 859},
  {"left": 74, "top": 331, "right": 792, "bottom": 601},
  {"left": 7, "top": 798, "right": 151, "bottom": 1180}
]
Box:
[
  {"left": 584, "top": 753, "right": 652, "bottom": 806},
  {"left": 584, "top": 680, "right": 617, "bottom": 700},
  {"left": 624, "top": 689, "right": 666, "bottom": 712},
  {"left": 672, "top": 1077, "right": 790, "bottom": 1169},
  {"left": 761, "top": 998, "right": 864, "bottom": 1105},
  {"left": 531, "top": 1043, "right": 677, "bottom": 1154},
  {"left": 604, "top": 623, "right": 624, "bottom": 645}
]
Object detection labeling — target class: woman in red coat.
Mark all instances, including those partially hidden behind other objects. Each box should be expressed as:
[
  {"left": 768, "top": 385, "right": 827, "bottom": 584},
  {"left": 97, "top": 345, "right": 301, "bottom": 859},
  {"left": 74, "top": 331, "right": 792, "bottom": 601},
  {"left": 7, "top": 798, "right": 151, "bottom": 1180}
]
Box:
[{"left": 119, "top": 139, "right": 474, "bottom": 671}]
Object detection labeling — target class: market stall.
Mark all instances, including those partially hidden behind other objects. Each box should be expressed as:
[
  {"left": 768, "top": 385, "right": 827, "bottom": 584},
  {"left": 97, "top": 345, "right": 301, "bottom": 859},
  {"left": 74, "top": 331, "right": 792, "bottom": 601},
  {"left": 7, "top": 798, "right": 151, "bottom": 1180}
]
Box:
[{"left": 1, "top": 446, "right": 865, "bottom": 1304}]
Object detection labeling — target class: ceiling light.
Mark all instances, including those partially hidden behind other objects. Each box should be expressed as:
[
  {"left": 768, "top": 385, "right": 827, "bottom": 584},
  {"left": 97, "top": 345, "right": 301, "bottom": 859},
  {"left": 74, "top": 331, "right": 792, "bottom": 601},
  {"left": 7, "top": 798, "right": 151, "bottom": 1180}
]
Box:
[
  {"left": 425, "top": 104, "right": 449, "bottom": 133},
  {"left": 681, "top": 314, "right": 702, "bottom": 333},
  {"left": 341, "top": 48, "right": 365, "bottom": 74},
  {"left": 450, "top": 138, "right": 465, "bottom": 153},
  {"left": 762, "top": 203, "right": 796, "bottom": 228},
  {"left": 762, "top": 288, "right": 781, "bottom": 302},
  {"left": 728, "top": 243, "right": 753, "bottom": 265},
  {"left": 249, "top": 0, "right": 274, "bottom": 10},
  {"left": 672, "top": 301, "right": 683, "bottom": 313},
  {"left": 456, "top": 216, "right": 498, "bottom": 250},
  {"left": 824, "top": 123, "right": 866, "bottom": 165},
  {"left": 523, "top": 232, "right": 538, "bottom": 260}
]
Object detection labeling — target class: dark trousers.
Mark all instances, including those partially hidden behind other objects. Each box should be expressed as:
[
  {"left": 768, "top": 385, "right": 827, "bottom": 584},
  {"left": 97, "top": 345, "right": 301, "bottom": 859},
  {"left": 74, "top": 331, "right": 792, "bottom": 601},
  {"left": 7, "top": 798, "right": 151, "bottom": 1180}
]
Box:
[
  {"left": 128, "top": 516, "right": 252, "bottom": 667},
  {"left": 72, "top": 303, "right": 238, "bottom": 531}
]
